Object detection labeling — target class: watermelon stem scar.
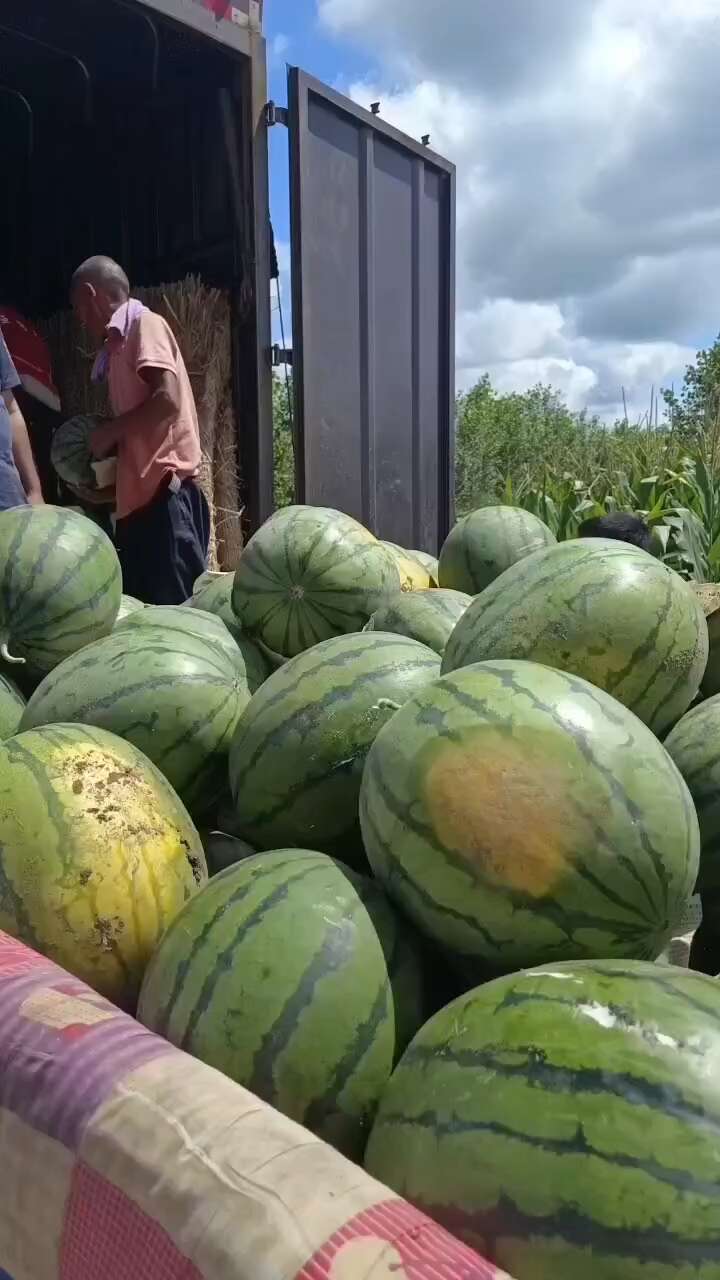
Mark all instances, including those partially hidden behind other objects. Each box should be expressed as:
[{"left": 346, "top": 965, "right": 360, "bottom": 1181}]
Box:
[{"left": 0, "top": 640, "right": 24, "bottom": 665}]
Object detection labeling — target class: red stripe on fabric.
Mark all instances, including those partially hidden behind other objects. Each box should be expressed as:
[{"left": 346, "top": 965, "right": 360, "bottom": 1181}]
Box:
[
  {"left": 294, "top": 1197, "right": 505, "bottom": 1279},
  {"left": 60, "top": 1162, "right": 203, "bottom": 1280}
]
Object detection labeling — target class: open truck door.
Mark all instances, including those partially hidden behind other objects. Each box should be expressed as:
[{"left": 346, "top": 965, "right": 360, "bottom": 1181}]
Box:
[{"left": 284, "top": 70, "right": 456, "bottom": 554}]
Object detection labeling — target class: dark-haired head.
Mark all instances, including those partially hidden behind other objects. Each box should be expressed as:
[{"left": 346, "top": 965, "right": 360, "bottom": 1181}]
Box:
[{"left": 578, "top": 512, "right": 653, "bottom": 553}]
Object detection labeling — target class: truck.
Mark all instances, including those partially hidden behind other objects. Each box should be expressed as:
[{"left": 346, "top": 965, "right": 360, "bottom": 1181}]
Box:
[{"left": 1, "top": 0, "right": 455, "bottom": 551}]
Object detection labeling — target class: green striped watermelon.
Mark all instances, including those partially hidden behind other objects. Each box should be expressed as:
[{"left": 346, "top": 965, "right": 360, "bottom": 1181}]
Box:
[
  {"left": 232, "top": 505, "right": 401, "bottom": 657},
  {"left": 116, "top": 593, "right": 145, "bottom": 622},
  {"left": 407, "top": 550, "right": 439, "bottom": 585},
  {"left": 665, "top": 699, "right": 720, "bottom": 973},
  {"left": 201, "top": 830, "right": 256, "bottom": 876},
  {"left": 229, "top": 632, "right": 441, "bottom": 860},
  {"left": 0, "top": 723, "right": 205, "bottom": 1008},
  {"left": 21, "top": 625, "right": 250, "bottom": 818},
  {"left": 443, "top": 538, "right": 708, "bottom": 735},
  {"left": 365, "top": 959, "right": 720, "bottom": 1280},
  {"left": 115, "top": 603, "right": 268, "bottom": 692},
  {"left": 360, "top": 660, "right": 698, "bottom": 975},
  {"left": 365, "top": 589, "right": 471, "bottom": 654},
  {"left": 189, "top": 572, "right": 234, "bottom": 614},
  {"left": 0, "top": 674, "right": 24, "bottom": 739},
  {"left": 51, "top": 414, "right": 105, "bottom": 490},
  {"left": 439, "top": 505, "right": 556, "bottom": 594},
  {"left": 138, "top": 848, "right": 426, "bottom": 1158},
  {"left": 0, "top": 505, "right": 122, "bottom": 673}
]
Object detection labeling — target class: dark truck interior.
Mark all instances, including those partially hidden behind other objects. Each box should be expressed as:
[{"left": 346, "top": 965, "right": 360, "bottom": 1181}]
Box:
[{"left": 0, "top": 0, "right": 265, "bottom": 521}]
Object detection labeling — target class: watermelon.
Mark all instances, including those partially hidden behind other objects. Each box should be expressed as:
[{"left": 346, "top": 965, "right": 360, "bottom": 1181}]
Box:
[
  {"left": 232, "top": 505, "right": 401, "bottom": 657},
  {"left": 229, "top": 632, "right": 441, "bottom": 859},
  {"left": 0, "top": 505, "right": 122, "bottom": 673},
  {"left": 0, "top": 723, "right": 205, "bottom": 1008},
  {"left": 116, "top": 593, "right": 145, "bottom": 622},
  {"left": 138, "top": 849, "right": 426, "bottom": 1158},
  {"left": 360, "top": 659, "right": 698, "bottom": 976},
  {"left": 443, "top": 538, "right": 708, "bottom": 735},
  {"left": 365, "top": 959, "right": 720, "bottom": 1280},
  {"left": 51, "top": 413, "right": 106, "bottom": 490},
  {"left": 115, "top": 603, "right": 268, "bottom": 692},
  {"left": 665, "top": 699, "right": 720, "bottom": 973},
  {"left": 408, "top": 550, "right": 440, "bottom": 585},
  {"left": 439, "top": 505, "right": 556, "bottom": 594},
  {"left": 189, "top": 572, "right": 234, "bottom": 615},
  {"left": 21, "top": 625, "right": 250, "bottom": 818},
  {"left": 692, "top": 582, "right": 720, "bottom": 697},
  {"left": 381, "top": 542, "right": 433, "bottom": 591},
  {"left": 365, "top": 589, "right": 471, "bottom": 654},
  {"left": 201, "top": 830, "right": 256, "bottom": 876},
  {"left": 0, "top": 673, "right": 24, "bottom": 739}
]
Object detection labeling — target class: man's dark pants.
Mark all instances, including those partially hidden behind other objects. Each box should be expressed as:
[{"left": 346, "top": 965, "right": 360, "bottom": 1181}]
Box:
[{"left": 115, "top": 478, "right": 210, "bottom": 605}]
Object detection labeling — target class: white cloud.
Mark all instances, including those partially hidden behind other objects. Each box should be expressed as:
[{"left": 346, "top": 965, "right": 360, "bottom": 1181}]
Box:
[{"left": 319, "top": 0, "right": 720, "bottom": 420}]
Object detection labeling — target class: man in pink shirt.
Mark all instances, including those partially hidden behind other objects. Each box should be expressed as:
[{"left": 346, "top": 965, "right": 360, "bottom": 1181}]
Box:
[{"left": 70, "top": 256, "right": 209, "bottom": 604}]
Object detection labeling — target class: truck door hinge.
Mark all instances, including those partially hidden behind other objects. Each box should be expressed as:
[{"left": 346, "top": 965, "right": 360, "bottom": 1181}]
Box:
[{"left": 265, "top": 101, "right": 289, "bottom": 128}]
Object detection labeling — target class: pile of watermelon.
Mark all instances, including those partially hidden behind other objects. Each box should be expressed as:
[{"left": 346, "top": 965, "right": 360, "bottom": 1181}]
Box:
[{"left": 1, "top": 498, "right": 720, "bottom": 1277}]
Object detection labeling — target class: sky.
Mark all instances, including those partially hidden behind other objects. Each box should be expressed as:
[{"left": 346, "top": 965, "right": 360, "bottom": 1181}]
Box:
[{"left": 265, "top": 0, "right": 720, "bottom": 422}]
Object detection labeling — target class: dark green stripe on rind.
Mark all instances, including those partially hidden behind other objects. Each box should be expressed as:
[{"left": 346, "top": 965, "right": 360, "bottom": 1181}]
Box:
[
  {"left": 0, "top": 507, "right": 121, "bottom": 673},
  {"left": 228, "top": 632, "right": 440, "bottom": 856},
  {"left": 232, "top": 505, "right": 402, "bottom": 657},
  {"left": 21, "top": 625, "right": 248, "bottom": 817},
  {"left": 364, "top": 959, "right": 720, "bottom": 1279},
  {"left": 138, "top": 850, "right": 425, "bottom": 1158},
  {"left": 442, "top": 537, "right": 707, "bottom": 735},
  {"left": 359, "top": 659, "right": 698, "bottom": 974}
]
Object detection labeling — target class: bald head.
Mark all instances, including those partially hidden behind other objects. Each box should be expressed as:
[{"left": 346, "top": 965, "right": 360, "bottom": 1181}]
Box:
[{"left": 70, "top": 256, "right": 130, "bottom": 340}]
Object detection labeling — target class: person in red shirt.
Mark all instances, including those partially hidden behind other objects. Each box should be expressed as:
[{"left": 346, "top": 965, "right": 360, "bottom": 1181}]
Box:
[{"left": 70, "top": 256, "right": 209, "bottom": 604}]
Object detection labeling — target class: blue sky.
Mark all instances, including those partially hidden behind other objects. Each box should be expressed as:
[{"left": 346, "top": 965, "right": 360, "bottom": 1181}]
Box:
[
  {"left": 262, "top": 0, "right": 720, "bottom": 422},
  {"left": 265, "top": 1, "right": 372, "bottom": 268}
]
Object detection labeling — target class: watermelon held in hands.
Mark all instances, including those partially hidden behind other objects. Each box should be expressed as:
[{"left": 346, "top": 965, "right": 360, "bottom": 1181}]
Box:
[
  {"left": 228, "top": 631, "right": 441, "bottom": 861},
  {"left": 231, "top": 505, "right": 401, "bottom": 657},
  {"left": 0, "top": 505, "right": 122, "bottom": 673},
  {"left": 21, "top": 624, "right": 250, "bottom": 819},
  {"left": 138, "top": 849, "right": 426, "bottom": 1159},
  {"left": 365, "top": 959, "right": 720, "bottom": 1280},
  {"left": 0, "top": 723, "right": 206, "bottom": 1008},
  {"left": 443, "top": 537, "right": 708, "bottom": 735},
  {"left": 360, "top": 659, "right": 699, "bottom": 977},
  {"left": 365, "top": 588, "right": 471, "bottom": 654},
  {"left": 51, "top": 413, "right": 107, "bottom": 491},
  {"left": 439, "top": 505, "right": 556, "bottom": 594}
]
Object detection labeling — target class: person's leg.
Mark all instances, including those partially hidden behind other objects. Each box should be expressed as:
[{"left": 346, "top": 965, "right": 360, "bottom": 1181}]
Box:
[
  {"left": 165, "top": 480, "right": 210, "bottom": 602},
  {"left": 115, "top": 481, "right": 209, "bottom": 605}
]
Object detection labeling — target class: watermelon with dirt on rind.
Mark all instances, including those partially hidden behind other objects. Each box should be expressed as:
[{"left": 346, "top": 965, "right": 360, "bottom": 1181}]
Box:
[
  {"left": 115, "top": 603, "right": 268, "bottom": 692},
  {"left": 0, "top": 505, "right": 122, "bottom": 673},
  {"left": 137, "top": 848, "right": 426, "bottom": 1159},
  {"left": 0, "top": 674, "right": 24, "bottom": 739},
  {"left": 443, "top": 537, "right": 708, "bottom": 735},
  {"left": 360, "top": 659, "right": 699, "bottom": 976},
  {"left": 439, "top": 505, "right": 556, "bottom": 594},
  {"left": 0, "top": 722, "right": 206, "bottom": 1008},
  {"left": 381, "top": 542, "right": 433, "bottom": 592},
  {"left": 365, "top": 959, "right": 720, "bottom": 1280},
  {"left": 20, "top": 624, "right": 250, "bottom": 819},
  {"left": 365, "top": 589, "right": 471, "bottom": 654},
  {"left": 229, "top": 631, "right": 441, "bottom": 861},
  {"left": 232, "top": 505, "right": 401, "bottom": 657}
]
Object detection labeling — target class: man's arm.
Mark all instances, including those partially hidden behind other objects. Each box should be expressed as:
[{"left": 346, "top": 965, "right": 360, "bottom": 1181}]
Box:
[
  {"left": 90, "top": 368, "right": 181, "bottom": 458},
  {"left": 3, "top": 391, "right": 43, "bottom": 504}
]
